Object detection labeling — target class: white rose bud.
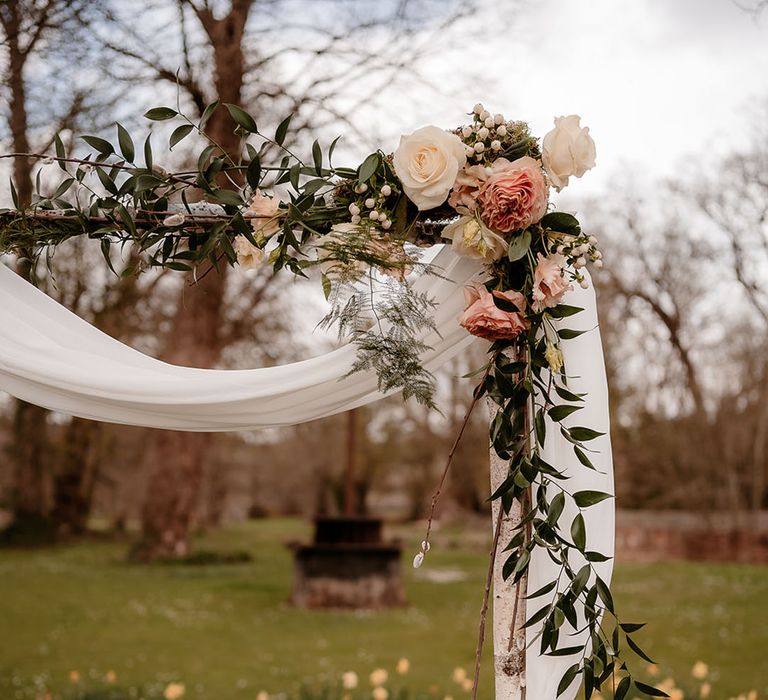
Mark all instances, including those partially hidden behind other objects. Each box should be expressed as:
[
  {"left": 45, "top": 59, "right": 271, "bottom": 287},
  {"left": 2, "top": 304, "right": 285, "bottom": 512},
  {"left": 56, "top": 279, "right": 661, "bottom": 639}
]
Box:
[
  {"left": 473, "top": 103, "right": 484, "bottom": 115},
  {"left": 381, "top": 184, "right": 392, "bottom": 196},
  {"left": 462, "top": 125, "right": 473, "bottom": 138},
  {"left": 365, "top": 198, "right": 375, "bottom": 208},
  {"left": 588, "top": 235, "right": 598, "bottom": 244},
  {"left": 580, "top": 278, "right": 590, "bottom": 289},
  {"left": 392, "top": 125, "right": 466, "bottom": 210},
  {"left": 354, "top": 183, "right": 368, "bottom": 194},
  {"left": 594, "top": 259, "right": 603, "bottom": 269},
  {"left": 479, "top": 110, "right": 490, "bottom": 121},
  {"left": 382, "top": 219, "right": 392, "bottom": 230},
  {"left": 576, "top": 256, "right": 587, "bottom": 268},
  {"left": 351, "top": 215, "right": 361, "bottom": 224},
  {"left": 465, "top": 146, "right": 476, "bottom": 157},
  {"left": 349, "top": 203, "right": 360, "bottom": 215},
  {"left": 496, "top": 124, "right": 507, "bottom": 136},
  {"left": 541, "top": 115, "right": 597, "bottom": 191},
  {"left": 484, "top": 116, "right": 494, "bottom": 128},
  {"left": 491, "top": 140, "right": 502, "bottom": 151},
  {"left": 477, "top": 127, "right": 489, "bottom": 140},
  {"left": 494, "top": 114, "right": 504, "bottom": 125},
  {"left": 473, "top": 142, "right": 485, "bottom": 153},
  {"left": 369, "top": 210, "right": 379, "bottom": 220}
]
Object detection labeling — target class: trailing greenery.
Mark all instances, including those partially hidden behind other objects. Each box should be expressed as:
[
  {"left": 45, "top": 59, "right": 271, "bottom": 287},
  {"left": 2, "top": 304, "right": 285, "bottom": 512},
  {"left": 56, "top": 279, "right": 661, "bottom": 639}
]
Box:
[{"left": 0, "top": 100, "right": 664, "bottom": 698}]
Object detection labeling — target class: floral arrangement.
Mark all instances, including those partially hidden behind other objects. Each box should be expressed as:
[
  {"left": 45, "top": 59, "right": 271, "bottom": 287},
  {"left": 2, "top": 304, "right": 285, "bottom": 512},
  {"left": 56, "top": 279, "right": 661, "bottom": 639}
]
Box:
[{"left": 0, "top": 101, "right": 663, "bottom": 699}]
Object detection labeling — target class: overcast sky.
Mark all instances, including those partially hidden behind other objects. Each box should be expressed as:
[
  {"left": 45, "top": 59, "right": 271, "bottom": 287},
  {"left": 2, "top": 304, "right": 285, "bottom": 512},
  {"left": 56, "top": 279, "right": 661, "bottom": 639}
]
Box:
[{"left": 385, "top": 0, "right": 768, "bottom": 196}]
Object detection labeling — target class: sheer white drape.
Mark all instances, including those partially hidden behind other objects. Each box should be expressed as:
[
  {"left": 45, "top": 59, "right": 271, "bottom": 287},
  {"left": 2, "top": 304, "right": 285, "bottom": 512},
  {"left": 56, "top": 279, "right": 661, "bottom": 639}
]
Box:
[{"left": 0, "top": 246, "right": 612, "bottom": 700}]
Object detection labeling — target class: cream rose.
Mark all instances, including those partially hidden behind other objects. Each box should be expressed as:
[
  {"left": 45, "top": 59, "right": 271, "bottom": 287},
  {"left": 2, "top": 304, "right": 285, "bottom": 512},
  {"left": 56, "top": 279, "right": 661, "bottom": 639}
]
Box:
[
  {"left": 393, "top": 125, "right": 466, "bottom": 210},
  {"left": 248, "top": 191, "right": 282, "bottom": 238},
  {"left": 233, "top": 235, "right": 265, "bottom": 270},
  {"left": 541, "top": 115, "right": 596, "bottom": 191},
  {"left": 443, "top": 215, "right": 507, "bottom": 262}
]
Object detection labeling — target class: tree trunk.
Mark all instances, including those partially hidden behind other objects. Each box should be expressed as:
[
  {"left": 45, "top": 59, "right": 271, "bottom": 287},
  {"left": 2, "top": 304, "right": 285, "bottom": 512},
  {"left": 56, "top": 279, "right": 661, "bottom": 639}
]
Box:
[
  {"left": 3, "top": 2, "right": 54, "bottom": 538},
  {"left": 487, "top": 396, "right": 527, "bottom": 699},
  {"left": 50, "top": 417, "right": 101, "bottom": 538},
  {"left": 133, "top": 4, "right": 250, "bottom": 560}
]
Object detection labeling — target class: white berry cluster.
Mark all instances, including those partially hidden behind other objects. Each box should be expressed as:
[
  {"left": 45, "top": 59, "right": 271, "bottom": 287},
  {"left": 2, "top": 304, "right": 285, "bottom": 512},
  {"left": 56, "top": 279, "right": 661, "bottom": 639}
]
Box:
[
  {"left": 555, "top": 234, "right": 603, "bottom": 288},
  {"left": 347, "top": 182, "right": 396, "bottom": 230},
  {"left": 458, "top": 103, "right": 517, "bottom": 163}
]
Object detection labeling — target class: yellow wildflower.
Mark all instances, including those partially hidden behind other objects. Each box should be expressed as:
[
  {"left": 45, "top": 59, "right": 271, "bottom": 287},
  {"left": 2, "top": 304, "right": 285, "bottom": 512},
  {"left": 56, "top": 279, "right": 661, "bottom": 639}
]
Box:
[
  {"left": 163, "top": 682, "right": 186, "bottom": 700},
  {"left": 369, "top": 669, "right": 388, "bottom": 687},
  {"left": 692, "top": 661, "right": 709, "bottom": 680}
]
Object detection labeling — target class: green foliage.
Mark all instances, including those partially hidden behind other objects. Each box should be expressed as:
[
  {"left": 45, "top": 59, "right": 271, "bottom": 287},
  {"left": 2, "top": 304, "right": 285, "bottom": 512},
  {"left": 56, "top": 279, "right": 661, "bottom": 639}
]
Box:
[{"left": 0, "top": 100, "right": 662, "bottom": 699}]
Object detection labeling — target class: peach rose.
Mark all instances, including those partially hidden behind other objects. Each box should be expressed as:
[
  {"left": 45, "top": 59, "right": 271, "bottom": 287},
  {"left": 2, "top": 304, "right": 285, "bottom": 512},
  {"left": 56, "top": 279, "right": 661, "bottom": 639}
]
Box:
[
  {"left": 448, "top": 164, "right": 490, "bottom": 211},
  {"left": 459, "top": 283, "right": 528, "bottom": 341},
  {"left": 477, "top": 156, "right": 548, "bottom": 233},
  {"left": 532, "top": 253, "right": 572, "bottom": 311},
  {"left": 248, "top": 191, "right": 282, "bottom": 238}
]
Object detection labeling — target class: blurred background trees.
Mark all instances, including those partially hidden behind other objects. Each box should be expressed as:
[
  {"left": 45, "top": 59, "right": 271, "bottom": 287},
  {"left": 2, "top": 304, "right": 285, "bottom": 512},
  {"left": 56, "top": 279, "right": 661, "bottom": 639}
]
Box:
[{"left": 1, "top": 0, "right": 767, "bottom": 560}]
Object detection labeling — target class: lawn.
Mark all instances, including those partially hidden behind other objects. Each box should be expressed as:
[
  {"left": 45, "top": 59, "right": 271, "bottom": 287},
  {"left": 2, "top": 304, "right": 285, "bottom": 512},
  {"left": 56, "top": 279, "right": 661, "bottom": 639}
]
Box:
[{"left": 0, "top": 518, "right": 766, "bottom": 700}]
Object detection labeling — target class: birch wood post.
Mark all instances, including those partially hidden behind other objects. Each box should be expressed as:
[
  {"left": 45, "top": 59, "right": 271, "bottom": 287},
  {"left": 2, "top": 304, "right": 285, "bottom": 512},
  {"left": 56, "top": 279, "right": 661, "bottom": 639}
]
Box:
[{"left": 487, "top": 396, "right": 528, "bottom": 699}]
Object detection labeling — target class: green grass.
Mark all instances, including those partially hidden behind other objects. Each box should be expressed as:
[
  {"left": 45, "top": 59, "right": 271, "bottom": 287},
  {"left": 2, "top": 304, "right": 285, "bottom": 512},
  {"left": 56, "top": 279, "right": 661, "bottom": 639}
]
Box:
[{"left": 0, "top": 518, "right": 766, "bottom": 700}]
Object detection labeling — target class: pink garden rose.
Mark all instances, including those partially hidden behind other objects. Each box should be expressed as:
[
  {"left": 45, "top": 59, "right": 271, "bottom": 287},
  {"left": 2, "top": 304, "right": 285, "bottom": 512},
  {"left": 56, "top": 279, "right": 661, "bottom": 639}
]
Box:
[
  {"left": 448, "top": 164, "right": 490, "bottom": 211},
  {"left": 459, "top": 283, "right": 528, "bottom": 341},
  {"left": 476, "top": 156, "right": 548, "bottom": 233},
  {"left": 532, "top": 253, "right": 572, "bottom": 311}
]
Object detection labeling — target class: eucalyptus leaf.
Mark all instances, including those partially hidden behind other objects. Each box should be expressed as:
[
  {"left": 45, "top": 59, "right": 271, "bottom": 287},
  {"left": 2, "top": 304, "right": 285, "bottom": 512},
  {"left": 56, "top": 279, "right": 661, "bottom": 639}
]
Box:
[
  {"left": 144, "top": 107, "right": 178, "bottom": 121},
  {"left": 275, "top": 114, "right": 293, "bottom": 146},
  {"left": 169, "top": 124, "right": 194, "bottom": 150},
  {"left": 541, "top": 211, "right": 581, "bottom": 235},
  {"left": 116, "top": 123, "right": 134, "bottom": 162},
  {"left": 573, "top": 490, "right": 613, "bottom": 507},
  {"left": 225, "top": 103, "right": 258, "bottom": 133},
  {"left": 81, "top": 135, "right": 114, "bottom": 155},
  {"left": 508, "top": 229, "right": 532, "bottom": 261},
  {"left": 357, "top": 152, "right": 381, "bottom": 183},
  {"left": 571, "top": 513, "right": 586, "bottom": 551}
]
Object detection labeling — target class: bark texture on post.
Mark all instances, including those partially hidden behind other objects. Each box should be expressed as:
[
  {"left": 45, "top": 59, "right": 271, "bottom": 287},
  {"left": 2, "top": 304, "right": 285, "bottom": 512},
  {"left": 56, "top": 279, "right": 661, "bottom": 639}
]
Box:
[{"left": 487, "top": 396, "right": 528, "bottom": 700}]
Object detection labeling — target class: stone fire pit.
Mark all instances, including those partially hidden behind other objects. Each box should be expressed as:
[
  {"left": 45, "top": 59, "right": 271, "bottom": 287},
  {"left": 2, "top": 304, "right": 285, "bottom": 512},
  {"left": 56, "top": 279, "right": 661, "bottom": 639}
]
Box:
[{"left": 289, "top": 516, "right": 405, "bottom": 609}]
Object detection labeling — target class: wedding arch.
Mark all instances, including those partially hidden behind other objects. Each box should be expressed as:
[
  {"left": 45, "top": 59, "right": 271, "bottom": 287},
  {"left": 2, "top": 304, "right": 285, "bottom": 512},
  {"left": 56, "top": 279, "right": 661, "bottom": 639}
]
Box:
[{"left": 0, "top": 101, "right": 664, "bottom": 700}]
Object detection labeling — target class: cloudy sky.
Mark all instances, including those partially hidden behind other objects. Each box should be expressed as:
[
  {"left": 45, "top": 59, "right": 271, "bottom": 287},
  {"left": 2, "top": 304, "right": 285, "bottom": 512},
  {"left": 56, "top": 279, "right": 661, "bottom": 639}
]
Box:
[{"left": 391, "top": 0, "right": 768, "bottom": 195}]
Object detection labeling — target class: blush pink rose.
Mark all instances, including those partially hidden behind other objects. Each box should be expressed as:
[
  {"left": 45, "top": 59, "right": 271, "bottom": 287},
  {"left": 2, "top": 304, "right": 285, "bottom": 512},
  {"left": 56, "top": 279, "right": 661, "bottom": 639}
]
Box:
[
  {"left": 448, "top": 164, "right": 490, "bottom": 211},
  {"left": 459, "top": 283, "right": 528, "bottom": 341},
  {"left": 532, "top": 253, "right": 572, "bottom": 311},
  {"left": 476, "top": 156, "right": 549, "bottom": 233}
]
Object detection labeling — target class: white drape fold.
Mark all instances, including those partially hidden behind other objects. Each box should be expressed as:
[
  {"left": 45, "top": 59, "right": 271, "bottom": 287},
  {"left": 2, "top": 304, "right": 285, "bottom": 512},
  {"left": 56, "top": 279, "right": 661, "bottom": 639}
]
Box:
[{"left": 0, "top": 246, "right": 612, "bottom": 700}]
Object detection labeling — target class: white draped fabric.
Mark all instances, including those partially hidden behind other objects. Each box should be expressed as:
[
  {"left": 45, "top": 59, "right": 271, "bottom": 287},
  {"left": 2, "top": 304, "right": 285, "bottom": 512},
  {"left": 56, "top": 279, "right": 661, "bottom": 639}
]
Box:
[{"left": 0, "top": 245, "right": 613, "bottom": 700}]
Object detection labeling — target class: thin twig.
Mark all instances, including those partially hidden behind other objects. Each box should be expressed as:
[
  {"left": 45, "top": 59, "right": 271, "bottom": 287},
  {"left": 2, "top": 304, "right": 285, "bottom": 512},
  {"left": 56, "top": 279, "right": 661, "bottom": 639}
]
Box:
[
  {"left": 421, "top": 358, "right": 495, "bottom": 551},
  {"left": 472, "top": 503, "right": 504, "bottom": 700}
]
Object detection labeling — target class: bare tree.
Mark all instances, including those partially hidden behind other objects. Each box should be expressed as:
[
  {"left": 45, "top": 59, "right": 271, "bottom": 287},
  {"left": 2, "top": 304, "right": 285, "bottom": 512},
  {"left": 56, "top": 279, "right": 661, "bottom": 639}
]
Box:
[
  {"left": 84, "top": 0, "right": 486, "bottom": 560},
  {"left": 0, "top": 0, "right": 110, "bottom": 539},
  {"left": 694, "top": 112, "right": 768, "bottom": 514}
]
